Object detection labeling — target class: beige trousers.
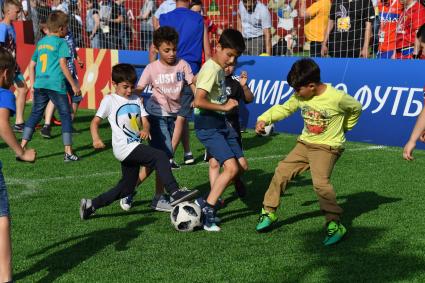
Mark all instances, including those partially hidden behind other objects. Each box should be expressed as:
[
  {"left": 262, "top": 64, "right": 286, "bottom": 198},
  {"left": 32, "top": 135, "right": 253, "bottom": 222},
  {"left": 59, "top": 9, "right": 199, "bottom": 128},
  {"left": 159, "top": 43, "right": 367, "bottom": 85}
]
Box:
[{"left": 263, "top": 140, "right": 344, "bottom": 222}]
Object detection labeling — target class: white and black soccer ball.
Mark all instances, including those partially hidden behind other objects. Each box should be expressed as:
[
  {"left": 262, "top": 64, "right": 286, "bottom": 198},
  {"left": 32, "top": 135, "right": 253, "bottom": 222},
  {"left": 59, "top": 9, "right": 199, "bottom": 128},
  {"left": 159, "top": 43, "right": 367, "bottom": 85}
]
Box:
[
  {"left": 260, "top": 123, "right": 275, "bottom": 136},
  {"left": 170, "top": 202, "right": 202, "bottom": 232}
]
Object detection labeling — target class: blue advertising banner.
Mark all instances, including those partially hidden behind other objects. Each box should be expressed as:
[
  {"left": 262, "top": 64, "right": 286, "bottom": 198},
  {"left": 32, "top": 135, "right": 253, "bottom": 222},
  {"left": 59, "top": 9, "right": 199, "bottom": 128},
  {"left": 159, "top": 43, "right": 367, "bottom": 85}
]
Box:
[{"left": 119, "top": 51, "right": 425, "bottom": 148}]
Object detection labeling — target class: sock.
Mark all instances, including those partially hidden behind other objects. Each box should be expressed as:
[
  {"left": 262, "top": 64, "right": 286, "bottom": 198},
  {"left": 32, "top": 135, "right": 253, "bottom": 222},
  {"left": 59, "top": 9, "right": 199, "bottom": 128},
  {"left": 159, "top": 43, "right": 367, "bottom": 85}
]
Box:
[{"left": 184, "top": 151, "right": 193, "bottom": 157}]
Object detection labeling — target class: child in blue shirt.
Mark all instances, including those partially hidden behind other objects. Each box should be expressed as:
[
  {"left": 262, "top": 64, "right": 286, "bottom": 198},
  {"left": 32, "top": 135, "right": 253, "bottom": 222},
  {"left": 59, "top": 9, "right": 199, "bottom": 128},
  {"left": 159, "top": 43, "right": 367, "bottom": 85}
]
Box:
[
  {"left": 0, "top": 0, "right": 30, "bottom": 133},
  {"left": 0, "top": 47, "right": 36, "bottom": 283}
]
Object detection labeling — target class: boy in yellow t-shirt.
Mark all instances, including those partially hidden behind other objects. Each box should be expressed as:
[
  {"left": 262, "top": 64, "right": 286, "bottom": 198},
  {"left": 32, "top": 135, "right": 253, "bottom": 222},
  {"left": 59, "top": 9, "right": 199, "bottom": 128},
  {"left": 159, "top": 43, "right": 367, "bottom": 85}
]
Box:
[{"left": 255, "top": 58, "right": 362, "bottom": 246}]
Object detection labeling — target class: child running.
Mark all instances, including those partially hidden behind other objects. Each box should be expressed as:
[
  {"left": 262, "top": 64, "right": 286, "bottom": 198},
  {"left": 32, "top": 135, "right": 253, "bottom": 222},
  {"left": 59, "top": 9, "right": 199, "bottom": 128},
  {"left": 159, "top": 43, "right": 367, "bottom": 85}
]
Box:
[
  {"left": 80, "top": 63, "right": 198, "bottom": 220},
  {"left": 0, "top": 47, "right": 36, "bottom": 283},
  {"left": 255, "top": 58, "right": 362, "bottom": 246},
  {"left": 119, "top": 26, "right": 197, "bottom": 213},
  {"left": 193, "top": 29, "right": 246, "bottom": 231},
  {"left": 21, "top": 10, "right": 81, "bottom": 161}
]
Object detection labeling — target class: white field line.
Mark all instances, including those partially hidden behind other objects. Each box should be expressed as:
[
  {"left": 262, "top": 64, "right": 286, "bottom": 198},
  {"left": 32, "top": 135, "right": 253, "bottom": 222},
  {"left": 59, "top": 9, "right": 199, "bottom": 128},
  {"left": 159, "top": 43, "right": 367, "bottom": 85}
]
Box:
[{"left": 6, "top": 144, "right": 397, "bottom": 192}]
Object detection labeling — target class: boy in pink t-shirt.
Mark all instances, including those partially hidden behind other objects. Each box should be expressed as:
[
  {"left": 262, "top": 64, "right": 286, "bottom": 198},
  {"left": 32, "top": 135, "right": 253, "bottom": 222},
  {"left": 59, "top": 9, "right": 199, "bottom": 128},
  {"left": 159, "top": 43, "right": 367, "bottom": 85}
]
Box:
[{"left": 120, "top": 26, "right": 196, "bottom": 212}]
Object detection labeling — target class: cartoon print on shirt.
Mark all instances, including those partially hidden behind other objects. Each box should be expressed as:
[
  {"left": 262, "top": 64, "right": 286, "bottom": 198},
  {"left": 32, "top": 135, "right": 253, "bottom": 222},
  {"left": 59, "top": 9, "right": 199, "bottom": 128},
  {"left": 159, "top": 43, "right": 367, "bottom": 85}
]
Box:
[
  {"left": 301, "top": 106, "right": 330, "bottom": 134},
  {"left": 115, "top": 104, "right": 142, "bottom": 144}
]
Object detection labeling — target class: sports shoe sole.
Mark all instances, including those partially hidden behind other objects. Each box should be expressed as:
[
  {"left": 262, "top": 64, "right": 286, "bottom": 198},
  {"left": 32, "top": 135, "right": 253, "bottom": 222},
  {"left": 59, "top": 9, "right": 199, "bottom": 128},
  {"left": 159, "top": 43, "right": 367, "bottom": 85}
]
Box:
[
  {"left": 150, "top": 205, "right": 172, "bottom": 212},
  {"left": 170, "top": 190, "right": 199, "bottom": 206},
  {"left": 184, "top": 158, "right": 195, "bottom": 165},
  {"left": 80, "top": 199, "right": 88, "bottom": 220},
  {"left": 40, "top": 132, "right": 51, "bottom": 139},
  {"left": 120, "top": 198, "right": 131, "bottom": 211},
  {"left": 203, "top": 224, "right": 221, "bottom": 232}
]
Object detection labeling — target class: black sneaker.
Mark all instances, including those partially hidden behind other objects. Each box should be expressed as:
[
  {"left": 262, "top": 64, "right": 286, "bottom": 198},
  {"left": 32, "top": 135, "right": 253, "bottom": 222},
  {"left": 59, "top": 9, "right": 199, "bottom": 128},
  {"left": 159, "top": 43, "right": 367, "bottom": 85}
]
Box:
[
  {"left": 170, "top": 159, "right": 180, "bottom": 170},
  {"left": 184, "top": 153, "right": 195, "bottom": 165},
  {"left": 40, "top": 125, "right": 51, "bottom": 139},
  {"left": 80, "top": 199, "right": 95, "bottom": 220},
  {"left": 169, "top": 187, "right": 199, "bottom": 206},
  {"left": 13, "top": 123, "right": 24, "bottom": 133},
  {"left": 234, "top": 178, "right": 247, "bottom": 198},
  {"left": 64, "top": 153, "right": 80, "bottom": 162}
]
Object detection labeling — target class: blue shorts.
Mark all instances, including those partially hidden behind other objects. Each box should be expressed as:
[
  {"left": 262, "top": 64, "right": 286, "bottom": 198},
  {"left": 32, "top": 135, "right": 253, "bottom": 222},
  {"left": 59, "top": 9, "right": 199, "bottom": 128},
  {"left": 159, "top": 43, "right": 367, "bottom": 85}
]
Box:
[
  {"left": 148, "top": 115, "right": 176, "bottom": 159},
  {"left": 0, "top": 164, "right": 10, "bottom": 217},
  {"left": 196, "top": 127, "right": 243, "bottom": 166},
  {"left": 66, "top": 76, "right": 83, "bottom": 104},
  {"left": 177, "top": 85, "right": 193, "bottom": 119}
]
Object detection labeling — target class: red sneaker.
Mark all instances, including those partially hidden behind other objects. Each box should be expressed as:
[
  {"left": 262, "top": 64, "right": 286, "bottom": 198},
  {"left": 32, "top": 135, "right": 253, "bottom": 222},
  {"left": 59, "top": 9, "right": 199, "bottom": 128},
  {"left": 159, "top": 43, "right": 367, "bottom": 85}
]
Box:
[{"left": 52, "top": 116, "right": 61, "bottom": 126}]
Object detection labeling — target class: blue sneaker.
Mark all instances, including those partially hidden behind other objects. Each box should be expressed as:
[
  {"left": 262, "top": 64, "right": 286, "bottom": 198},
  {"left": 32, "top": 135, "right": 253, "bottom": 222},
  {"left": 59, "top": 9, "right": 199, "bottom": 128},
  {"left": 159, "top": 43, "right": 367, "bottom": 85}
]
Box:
[
  {"left": 120, "top": 191, "right": 136, "bottom": 211},
  {"left": 202, "top": 205, "right": 221, "bottom": 232}
]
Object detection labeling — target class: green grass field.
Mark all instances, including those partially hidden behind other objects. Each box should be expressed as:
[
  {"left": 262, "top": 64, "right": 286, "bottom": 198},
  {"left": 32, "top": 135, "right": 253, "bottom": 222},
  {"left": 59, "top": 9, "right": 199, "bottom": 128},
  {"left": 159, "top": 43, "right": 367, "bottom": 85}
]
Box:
[{"left": 2, "top": 108, "right": 425, "bottom": 282}]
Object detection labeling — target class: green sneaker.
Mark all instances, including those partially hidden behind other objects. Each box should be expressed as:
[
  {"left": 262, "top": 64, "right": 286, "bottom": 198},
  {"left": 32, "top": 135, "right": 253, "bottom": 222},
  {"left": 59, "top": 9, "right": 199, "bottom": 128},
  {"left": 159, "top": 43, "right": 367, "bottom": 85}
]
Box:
[
  {"left": 256, "top": 208, "right": 278, "bottom": 232},
  {"left": 323, "top": 221, "right": 346, "bottom": 246}
]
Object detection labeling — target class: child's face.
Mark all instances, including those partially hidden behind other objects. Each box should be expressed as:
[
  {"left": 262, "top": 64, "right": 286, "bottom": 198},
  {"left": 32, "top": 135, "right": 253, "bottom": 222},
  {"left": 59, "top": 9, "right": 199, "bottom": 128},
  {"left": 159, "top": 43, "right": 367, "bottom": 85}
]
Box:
[
  {"left": 294, "top": 83, "right": 316, "bottom": 99},
  {"left": 114, "top": 81, "right": 135, "bottom": 97},
  {"left": 5, "top": 5, "right": 21, "bottom": 21},
  {"left": 156, "top": 41, "right": 177, "bottom": 65},
  {"left": 215, "top": 45, "right": 239, "bottom": 69},
  {"left": 191, "top": 4, "right": 202, "bottom": 13},
  {"left": 59, "top": 25, "right": 69, "bottom": 37},
  {"left": 224, "top": 64, "right": 235, "bottom": 76}
]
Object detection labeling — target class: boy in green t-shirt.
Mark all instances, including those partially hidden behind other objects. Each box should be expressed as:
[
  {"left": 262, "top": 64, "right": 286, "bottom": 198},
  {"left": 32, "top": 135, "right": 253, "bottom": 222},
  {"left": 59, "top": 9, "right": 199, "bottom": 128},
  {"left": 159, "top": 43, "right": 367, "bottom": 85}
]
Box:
[
  {"left": 21, "top": 11, "right": 81, "bottom": 161},
  {"left": 255, "top": 58, "right": 362, "bottom": 246}
]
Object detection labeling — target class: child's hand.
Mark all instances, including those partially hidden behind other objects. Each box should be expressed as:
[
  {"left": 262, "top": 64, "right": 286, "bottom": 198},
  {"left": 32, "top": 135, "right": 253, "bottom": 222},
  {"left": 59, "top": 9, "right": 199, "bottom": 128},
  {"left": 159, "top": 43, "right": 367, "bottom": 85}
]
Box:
[
  {"left": 255, "top": 120, "right": 266, "bottom": 135},
  {"left": 419, "top": 130, "right": 425, "bottom": 142},
  {"left": 93, "top": 139, "right": 105, "bottom": 149},
  {"left": 239, "top": 71, "right": 248, "bottom": 87},
  {"left": 73, "top": 83, "right": 82, "bottom": 96},
  {"left": 223, "top": 99, "right": 238, "bottom": 112},
  {"left": 78, "top": 58, "right": 84, "bottom": 69},
  {"left": 139, "top": 130, "right": 151, "bottom": 140},
  {"left": 17, "top": 148, "right": 37, "bottom": 163},
  {"left": 403, "top": 140, "right": 416, "bottom": 161}
]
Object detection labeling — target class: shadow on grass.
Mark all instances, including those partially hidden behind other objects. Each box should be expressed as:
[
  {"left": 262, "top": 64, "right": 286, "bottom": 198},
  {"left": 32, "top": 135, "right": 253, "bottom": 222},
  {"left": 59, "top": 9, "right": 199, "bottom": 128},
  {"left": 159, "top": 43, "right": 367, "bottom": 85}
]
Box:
[
  {"left": 15, "top": 218, "right": 155, "bottom": 282},
  {"left": 241, "top": 133, "right": 276, "bottom": 151},
  {"left": 280, "top": 226, "right": 424, "bottom": 282},
  {"left": 35, "top": 140, "right": 112, "bottom": 160}
]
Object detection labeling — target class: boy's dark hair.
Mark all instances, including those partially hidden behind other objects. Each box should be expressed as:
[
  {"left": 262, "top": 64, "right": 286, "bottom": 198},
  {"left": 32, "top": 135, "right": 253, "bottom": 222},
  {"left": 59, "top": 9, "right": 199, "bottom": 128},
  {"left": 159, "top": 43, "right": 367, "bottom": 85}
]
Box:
[
  {"left": 287, "top": 58, "right": 321, "bottom": 90},
  {"left": 0, "top": 47, "right": 16, "bottom": 87},
  {"left": 190, "top": 0, "right": 202, "bottom": 8},
  {"left": 153, "top": 26, "right": 179, "bottom": 49},
  {"left": 47, "top": 10, "right": 68, "bottom": 33},
  {"left": 219, "top": 29, "right": 246, "bottom": 54},
  {"left": 417, "top": 23, "right": 425, "bottom": 43},
  {"left": 112, "top": 63, "right": 137, "bottom": 85}
]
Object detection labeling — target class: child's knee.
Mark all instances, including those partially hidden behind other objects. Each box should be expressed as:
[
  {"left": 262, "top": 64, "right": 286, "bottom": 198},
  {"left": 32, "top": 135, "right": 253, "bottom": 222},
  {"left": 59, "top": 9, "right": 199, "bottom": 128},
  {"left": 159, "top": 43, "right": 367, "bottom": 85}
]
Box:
[
  {"left": 238, "top": 158, "right": 248, "bottom": 172},
  {"left": 209, "top": 158, "right": 220, "bottom": 170},
  {"left": 224, "top": 160, "right": 239, "bottom": 178}
]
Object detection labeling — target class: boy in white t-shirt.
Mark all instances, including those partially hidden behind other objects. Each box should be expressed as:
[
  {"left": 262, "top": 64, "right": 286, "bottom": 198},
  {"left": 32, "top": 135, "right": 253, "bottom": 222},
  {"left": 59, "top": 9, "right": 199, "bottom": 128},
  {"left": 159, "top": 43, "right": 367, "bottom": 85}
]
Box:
[
  {"left": 79, "top": 63, "right": 198, "bottom": 220},
  {"left": 119, "top": 26, "right": 196, "bottom": 213}
]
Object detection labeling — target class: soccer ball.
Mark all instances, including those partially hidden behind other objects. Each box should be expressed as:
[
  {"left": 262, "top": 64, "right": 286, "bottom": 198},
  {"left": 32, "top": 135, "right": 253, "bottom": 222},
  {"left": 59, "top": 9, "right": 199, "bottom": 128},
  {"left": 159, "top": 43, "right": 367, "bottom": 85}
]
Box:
[
  {"left": 259, "top": 123, "right": 275, "bottom": 136},
  {"left": 170, "top": 202, "right": 202, "bottom": 232}
]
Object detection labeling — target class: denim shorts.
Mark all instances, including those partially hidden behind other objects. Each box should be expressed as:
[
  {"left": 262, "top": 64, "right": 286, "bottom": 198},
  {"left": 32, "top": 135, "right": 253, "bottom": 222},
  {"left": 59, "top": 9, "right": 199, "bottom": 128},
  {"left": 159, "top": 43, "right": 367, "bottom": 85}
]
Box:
[
  {"left": 196, "top": 127, "right": 243, "bottom": 166},
  {"left": 177, "top": 85, "right": 194, "bottom": 118},
  {"left": 148, "top": 115, "right": 176, "bottom": 159},
  {"left": 0, "top": 165, "right": 10, "bottom": 217}
]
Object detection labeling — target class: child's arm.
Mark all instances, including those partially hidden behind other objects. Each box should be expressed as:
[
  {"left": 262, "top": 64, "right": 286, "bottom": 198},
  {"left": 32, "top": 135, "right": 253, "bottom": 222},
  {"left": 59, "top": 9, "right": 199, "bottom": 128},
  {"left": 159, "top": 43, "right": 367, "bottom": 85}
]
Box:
[
  {"left": 194, "top": 88, "right": 238, "bottom": 112},
  {"left": 403, "top": 107, "right": 425, "bottom": 160},
  {"left": 0, "top": 109, "right": 36, "bottom": 162},
  {"left": 60, "top": 58, "right": 81, "bottom": 95},
  {"left": 28, "top": 60, "right": 36, "bottom": 94},
  {"left": 239, "top": 71, "right": 254, "bottom": 104},
  {"left": 339, "top": 94, "right": 362, "bottom": 132},
  {"left": 140, "top": 116, "right": 151, "bottom": 141},
  {"left": 90, "top": 116, "right": 105, "bottom": 149},
  {"left": 256, "top": 94, "right": 299, "bottom": 125}
]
